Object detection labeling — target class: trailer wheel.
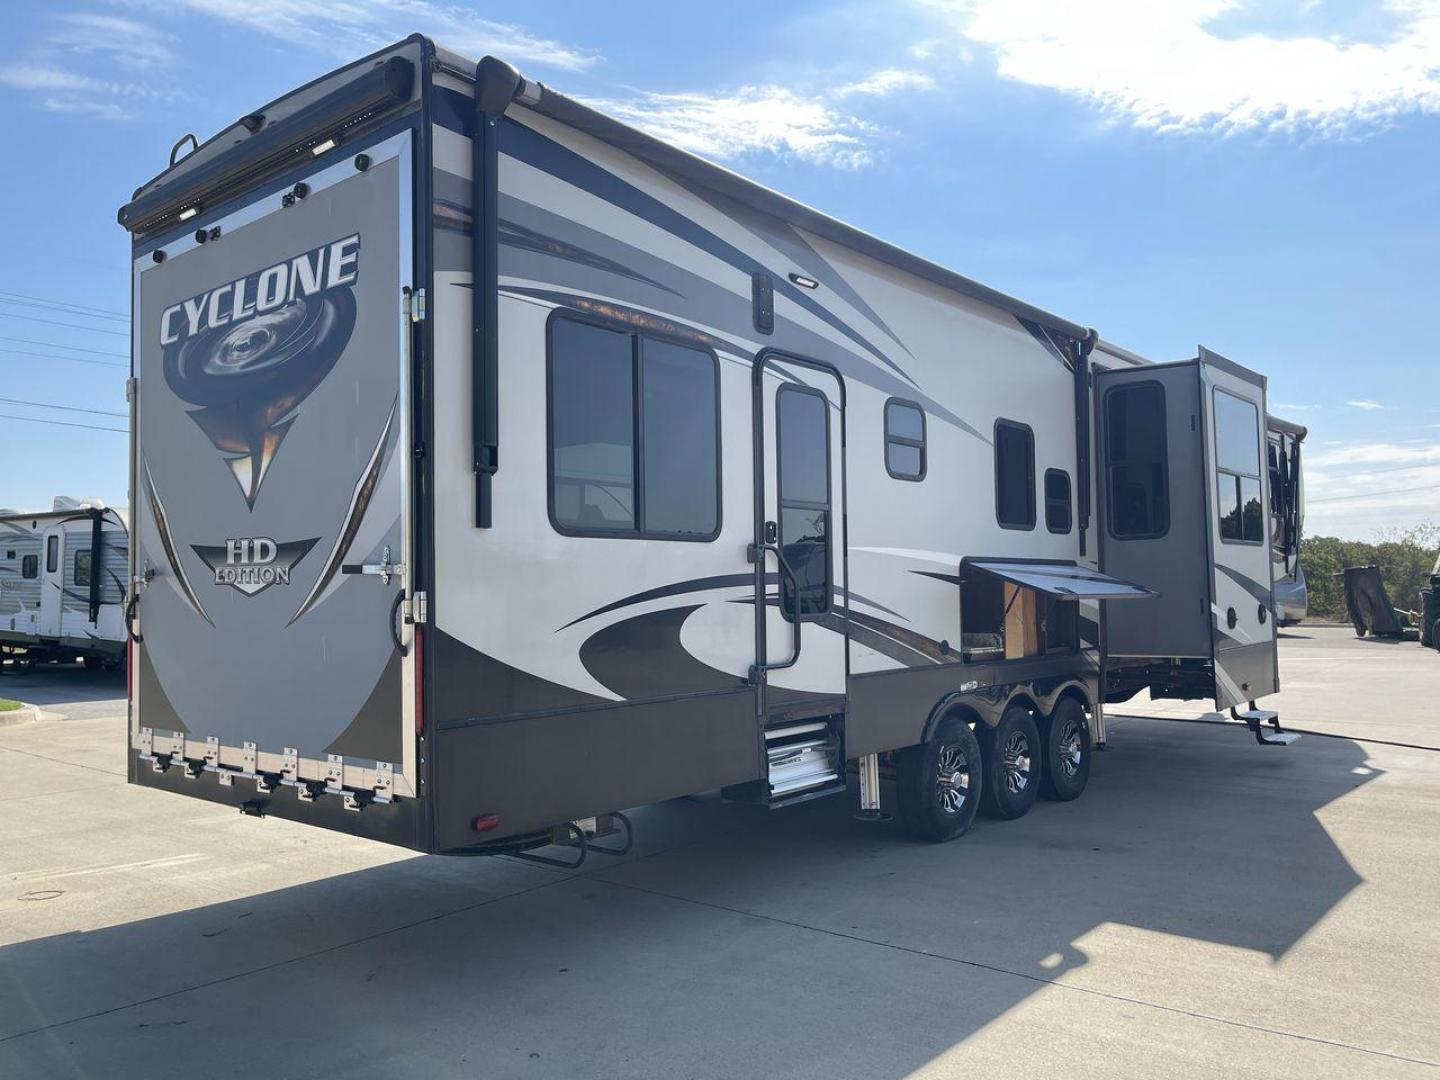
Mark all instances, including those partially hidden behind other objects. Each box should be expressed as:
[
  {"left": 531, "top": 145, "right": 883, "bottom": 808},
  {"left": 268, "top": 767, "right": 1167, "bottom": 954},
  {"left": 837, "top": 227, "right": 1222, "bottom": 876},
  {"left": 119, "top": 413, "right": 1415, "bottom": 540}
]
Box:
[
  {"left": 979, "top": 705, "right": 1040, "bottom": 820},
  {"left": 895, "top": 716, "right": 982, "bottom": 843},
  {"left": 1039, "top": 698, "right": 1090, "bottom": 802},
  {"left": 83, "top": 656, "right": 103, "bottom": 671},
  {"left": 1354, "top": 622, "right": 1367, "bottom": 638}
]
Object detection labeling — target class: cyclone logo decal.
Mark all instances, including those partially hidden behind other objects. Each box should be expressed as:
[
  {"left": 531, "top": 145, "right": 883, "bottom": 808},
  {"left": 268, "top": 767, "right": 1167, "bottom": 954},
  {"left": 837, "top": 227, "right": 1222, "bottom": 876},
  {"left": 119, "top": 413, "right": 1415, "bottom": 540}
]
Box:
[{"left": 160, "top": 234, "right": 360, "bottom": 508}]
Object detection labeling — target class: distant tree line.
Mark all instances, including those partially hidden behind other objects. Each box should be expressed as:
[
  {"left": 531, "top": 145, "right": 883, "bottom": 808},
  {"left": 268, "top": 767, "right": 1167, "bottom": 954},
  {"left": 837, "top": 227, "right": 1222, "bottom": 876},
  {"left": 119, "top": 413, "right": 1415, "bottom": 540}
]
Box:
[{"left": 1301, "top": 522, "right": 1440, "bottom": 621}]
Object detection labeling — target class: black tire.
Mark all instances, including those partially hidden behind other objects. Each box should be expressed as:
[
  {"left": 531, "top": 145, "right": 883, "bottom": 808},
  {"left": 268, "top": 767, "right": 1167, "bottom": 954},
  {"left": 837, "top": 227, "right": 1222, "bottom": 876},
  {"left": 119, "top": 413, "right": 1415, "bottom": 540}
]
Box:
[
  {"left": 895, "top": 716, "right": 983, "bottom": 843},
  {"left": 1039, "top": 697, "right": 1091, "bottom": 802},
  {"left": 83, "top": 656, "right": 103, "bottom": 671},
  {"left": 1354, "top": 621, "right": 1367, "bottom": 638},
  {"left": 978, "top": 704, "right": 1040, "bottom": 820}
]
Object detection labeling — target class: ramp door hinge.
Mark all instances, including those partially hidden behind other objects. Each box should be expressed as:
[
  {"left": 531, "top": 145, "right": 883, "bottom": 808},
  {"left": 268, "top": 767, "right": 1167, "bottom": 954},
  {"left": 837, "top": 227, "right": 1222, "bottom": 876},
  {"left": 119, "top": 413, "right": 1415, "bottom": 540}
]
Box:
[
  {"left": 125, "top": 377, "right": 137, "bottom": 403},
  {"left": 406, "top": 287, "right": 427, "bottom": 323},
  {"left": 412, "top": 591, "right": 428, "bottom": 625}
]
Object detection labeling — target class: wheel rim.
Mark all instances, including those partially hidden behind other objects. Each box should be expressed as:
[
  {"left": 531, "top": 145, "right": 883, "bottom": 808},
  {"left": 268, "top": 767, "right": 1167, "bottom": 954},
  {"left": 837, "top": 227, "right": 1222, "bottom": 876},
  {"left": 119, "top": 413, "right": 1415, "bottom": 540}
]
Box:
[
  {"left": 1002, "top": 731, "right": 1032, "bottom": 795},
  {"left": 935, "top": 743, "right": 972, "bottom": 815},
  {"left": 1056, "top": 718, "right": 1083, "bottom": 779}
]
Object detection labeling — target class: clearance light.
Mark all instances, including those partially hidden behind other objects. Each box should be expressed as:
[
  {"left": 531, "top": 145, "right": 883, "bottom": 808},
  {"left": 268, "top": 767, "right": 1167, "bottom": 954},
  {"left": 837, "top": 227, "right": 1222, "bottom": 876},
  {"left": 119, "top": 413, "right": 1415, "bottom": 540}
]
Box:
[
  {"left": 311, "top": 137, "right": 338, "bottom": 157},
  {"left": 177, "top": 206, "right": 199, "bottom": 222}
]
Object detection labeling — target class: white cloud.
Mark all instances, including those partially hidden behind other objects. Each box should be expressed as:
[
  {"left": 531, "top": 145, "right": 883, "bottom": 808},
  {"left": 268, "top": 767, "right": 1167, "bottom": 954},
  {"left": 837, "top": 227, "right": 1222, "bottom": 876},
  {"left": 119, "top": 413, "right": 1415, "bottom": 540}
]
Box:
[
  {"left": 592, "top": 87, "right": 878, "bottom": 169},
  {"left": 918, "top": 0, "right": 1440, "bottom": 135},
  {"left": 837, "top": 68, "right": 937, "bottom": 96},
  {"left": 50, "top": 12, "right": 177, "bottom": 66},
  {"left": 1271, "top": 402, "right": 1320, "bottom": 411},
  {"left": 146, "top": 0, "right": 600, "bottom": 71},
  {"left": 1303, "top": 439, "right": 1440, "bottom": 537},
  {"left": 1346, "top": 399, "right": 1385, "bottom": 410},
  {"left": 0, "top": 61, "right": 172, "bottom": 119}
]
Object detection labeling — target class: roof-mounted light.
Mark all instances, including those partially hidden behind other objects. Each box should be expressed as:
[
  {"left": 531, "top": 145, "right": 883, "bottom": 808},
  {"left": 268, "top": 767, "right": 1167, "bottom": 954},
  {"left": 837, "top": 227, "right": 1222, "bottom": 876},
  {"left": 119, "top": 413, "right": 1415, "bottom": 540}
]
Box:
[
  {"left": 177, "top": 206, "right": 199, "bottom": 222},
  {"left": 310, "top": 136, "right": 339, "bottom": 157}
]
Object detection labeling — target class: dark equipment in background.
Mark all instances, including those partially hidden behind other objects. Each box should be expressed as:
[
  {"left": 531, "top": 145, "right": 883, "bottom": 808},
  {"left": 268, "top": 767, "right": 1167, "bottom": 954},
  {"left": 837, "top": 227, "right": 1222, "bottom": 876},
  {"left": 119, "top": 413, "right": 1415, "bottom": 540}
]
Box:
[
  {"left": 1420, "top": 575, "right": 1439, "bottom": 651},
  {"left": 1340, "top": 565, "right": 1417, "bottom": 641}
]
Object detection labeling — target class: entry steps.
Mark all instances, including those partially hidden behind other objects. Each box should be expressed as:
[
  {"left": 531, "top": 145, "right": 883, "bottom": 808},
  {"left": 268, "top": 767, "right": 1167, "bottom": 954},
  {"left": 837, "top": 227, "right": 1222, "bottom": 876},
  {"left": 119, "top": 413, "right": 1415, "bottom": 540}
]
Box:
[
  {"left": 1206, "top": 708, "right": 1300, "bottom": 746},
  {"left": 721, "top": 716, "right": 847, "bottom": 807}
]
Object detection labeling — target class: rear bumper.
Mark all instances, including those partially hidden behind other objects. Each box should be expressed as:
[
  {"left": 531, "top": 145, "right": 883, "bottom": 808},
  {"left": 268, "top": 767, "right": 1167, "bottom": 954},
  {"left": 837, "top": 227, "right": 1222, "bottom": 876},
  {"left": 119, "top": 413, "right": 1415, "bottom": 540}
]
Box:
[{"left": 128, "top": 750, "right": 429, "bottom": 851}]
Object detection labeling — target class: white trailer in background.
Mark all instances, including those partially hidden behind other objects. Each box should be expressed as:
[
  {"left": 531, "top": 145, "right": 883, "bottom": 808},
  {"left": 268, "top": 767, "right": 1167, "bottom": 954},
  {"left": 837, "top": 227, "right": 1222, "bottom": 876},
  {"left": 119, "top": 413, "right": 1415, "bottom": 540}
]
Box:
[{"left": 0, "top": 499, "right": 129, "bottom": 670}]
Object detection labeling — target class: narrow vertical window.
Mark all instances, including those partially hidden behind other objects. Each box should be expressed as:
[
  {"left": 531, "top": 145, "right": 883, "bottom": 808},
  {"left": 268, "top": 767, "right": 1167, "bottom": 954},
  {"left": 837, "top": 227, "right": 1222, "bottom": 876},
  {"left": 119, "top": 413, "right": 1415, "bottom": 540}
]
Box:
[
  {"left": 994, "top": 419, "right": 1035, "bottom": 530},
  {"left": 1044, "top": 468, "right": 1072, "bottom": 534},
  {"left": 883, "top": 398, "right": 926, "bottom": 481},
  {"left": 74, "top": 549, "right": 92, "bottom": 588},
  {"left": 777, "top": 385, "right": 832, "bottom": 619},
  {"left": 45, "top": 535, "right": 58, "bottom": 574}
]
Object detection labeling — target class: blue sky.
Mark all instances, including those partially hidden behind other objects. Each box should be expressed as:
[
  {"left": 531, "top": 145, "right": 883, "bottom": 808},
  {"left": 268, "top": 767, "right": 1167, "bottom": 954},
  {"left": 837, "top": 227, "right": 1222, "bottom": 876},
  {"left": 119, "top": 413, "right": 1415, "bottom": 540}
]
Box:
[{"left": 0, "top": 0, "right": 1436, "bottom": 539}]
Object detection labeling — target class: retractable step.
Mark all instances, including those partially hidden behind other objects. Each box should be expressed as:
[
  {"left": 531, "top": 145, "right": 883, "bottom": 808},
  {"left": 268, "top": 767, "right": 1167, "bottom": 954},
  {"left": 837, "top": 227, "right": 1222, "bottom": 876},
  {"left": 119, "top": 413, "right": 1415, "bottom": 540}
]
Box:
[
  {"left": 1235, "top": 708, "right": 1300, "bottom": 746},
  {"left": 763, "top": 719, "right": 845, "bottom": 805}
]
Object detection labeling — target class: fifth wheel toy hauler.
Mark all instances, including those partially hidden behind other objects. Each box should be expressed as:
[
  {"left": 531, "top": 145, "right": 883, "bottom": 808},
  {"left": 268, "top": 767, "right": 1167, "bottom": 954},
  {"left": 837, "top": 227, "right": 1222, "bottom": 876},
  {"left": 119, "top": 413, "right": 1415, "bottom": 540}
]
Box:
[
  {"left": 0, "top": 499, "right": 128, "bottom": 670},
  {"left": 118, "top": 35, "right": 1294, "bottom": 859}
]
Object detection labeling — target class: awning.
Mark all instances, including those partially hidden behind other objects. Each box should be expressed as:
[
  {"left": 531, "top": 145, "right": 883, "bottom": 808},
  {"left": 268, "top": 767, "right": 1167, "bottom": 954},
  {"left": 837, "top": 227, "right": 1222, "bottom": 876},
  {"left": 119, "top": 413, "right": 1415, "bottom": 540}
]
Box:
[{"left": 966, "top": 561, "right": 1156, "bottom": 601}]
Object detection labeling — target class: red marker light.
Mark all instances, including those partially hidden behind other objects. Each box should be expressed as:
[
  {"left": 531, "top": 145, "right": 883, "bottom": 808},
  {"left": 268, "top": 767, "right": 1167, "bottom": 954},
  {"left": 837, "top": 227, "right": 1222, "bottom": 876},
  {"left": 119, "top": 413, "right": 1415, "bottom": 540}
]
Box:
[{"left": 471, "top": 814, "right": 501, "bottom": 833}]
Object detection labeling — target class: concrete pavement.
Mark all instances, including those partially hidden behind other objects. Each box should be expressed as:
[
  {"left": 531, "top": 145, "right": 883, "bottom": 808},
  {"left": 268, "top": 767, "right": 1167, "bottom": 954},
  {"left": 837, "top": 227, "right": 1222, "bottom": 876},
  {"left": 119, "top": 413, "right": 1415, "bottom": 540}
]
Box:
[{"left": 1, "top": 629, "right": 1437, "bottom": 1078}]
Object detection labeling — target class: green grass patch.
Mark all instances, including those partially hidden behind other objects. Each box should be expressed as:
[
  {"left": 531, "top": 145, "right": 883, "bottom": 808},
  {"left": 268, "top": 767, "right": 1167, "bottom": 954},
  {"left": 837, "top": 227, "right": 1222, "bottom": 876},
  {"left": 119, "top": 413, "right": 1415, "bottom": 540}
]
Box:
[{"left": 0, "top": 698, "right": 22, "bottom": 713}]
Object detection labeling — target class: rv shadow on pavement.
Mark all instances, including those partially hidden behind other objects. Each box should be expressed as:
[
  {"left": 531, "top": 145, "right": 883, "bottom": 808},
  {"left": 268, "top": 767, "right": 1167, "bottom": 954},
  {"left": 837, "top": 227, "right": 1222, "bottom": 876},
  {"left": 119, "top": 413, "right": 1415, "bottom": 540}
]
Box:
[
  {"left": 0, "top": 661, "right": 125, "bottom": 709},
  {"left": 1, "top": 718, "right": 1422, "bottom": 1078}
]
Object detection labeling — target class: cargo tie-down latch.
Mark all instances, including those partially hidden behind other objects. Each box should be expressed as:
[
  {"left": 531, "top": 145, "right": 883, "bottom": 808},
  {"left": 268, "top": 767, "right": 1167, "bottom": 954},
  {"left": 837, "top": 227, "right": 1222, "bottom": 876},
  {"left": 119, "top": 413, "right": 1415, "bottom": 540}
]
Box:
[{"left": 341, "top": 545, "right": 405, "bottom": 587}]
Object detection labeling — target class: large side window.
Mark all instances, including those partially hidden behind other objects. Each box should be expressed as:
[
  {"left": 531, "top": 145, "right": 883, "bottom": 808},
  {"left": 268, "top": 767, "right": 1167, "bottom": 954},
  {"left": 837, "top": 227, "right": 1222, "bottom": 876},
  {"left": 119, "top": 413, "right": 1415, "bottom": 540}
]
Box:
[
  {"left": 548, "top": 315, "right": 720, "bottom": 540},
  {"left": 883, "top": 398, "right": 926, "bottom": 481},
  {"left": 777, "top": 385, "right": 832, "bottom": 619},
  {"left": 22, "top": 554, "right": 37, "bottom": 579},
  {"left": 1105, "top": 382, "right": 1170, "bottom": 539},
  {"left": 994, "top": 419, "right": 1035, "bottom": 530},
  {"left": 74, "top": 549, "right": 92, "bottom": 588},
  {"left": 1214, "top": 388, "right": 1263, "bottom": 544}
]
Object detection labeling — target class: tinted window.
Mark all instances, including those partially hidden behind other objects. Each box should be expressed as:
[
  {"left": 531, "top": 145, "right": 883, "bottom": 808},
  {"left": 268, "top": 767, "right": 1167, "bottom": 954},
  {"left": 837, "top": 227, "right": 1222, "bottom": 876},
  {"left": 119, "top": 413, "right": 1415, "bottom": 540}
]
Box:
[
  {"left": 1044, "top": 468, "right": 1072, "bottom": 534},
  {"left": 1214, "top": 389, "right": 1263, "bottom": 544},
  {"left": 74, "top": 549, "right": 92, "bottom": 588},
  {"left": 550, "top": 319, "right": 635, "bottom": 533},
  {"left": 884, "top": 399, "right": 926, "bottom": 480},
  {"left": 641, "top": 338, "right": 719, "bottom": 537},
  {"left": 549, "top": 317, "right": 720, "bottom": 540},
  {"left": 22, "top": 554, "right": 37, "bottom": 579},
  {"left": 45, "top": 535, "right": 58, "bottom": 574},
  {"left": 994, "top": 420, "right": 1035, "bottom": 529},
  {"left": 1105, "top": 382, "right": 1170, "bottom": 539},
  {"left": 777, "top": 386, "right": 831, "bottom": 619},
  {"left": 1215, "top": 390, "right": 1260, "bottom": 475}
]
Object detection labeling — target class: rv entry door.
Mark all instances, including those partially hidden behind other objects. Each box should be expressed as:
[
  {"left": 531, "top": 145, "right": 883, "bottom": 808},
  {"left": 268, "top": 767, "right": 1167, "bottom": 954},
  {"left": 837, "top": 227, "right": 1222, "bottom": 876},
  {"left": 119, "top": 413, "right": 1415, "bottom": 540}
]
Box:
[
  {"left": 38, "top": 524, "right": 65, "bottom": 639},
  {"left": 1200, "top": 348, "right": 1279, "bottom": 707},
  {"left": 753, "top": 355, "right": 847, "bottom": 716},
  {"left": 130, "top": 131, "right": 418, "bottom": 801}
]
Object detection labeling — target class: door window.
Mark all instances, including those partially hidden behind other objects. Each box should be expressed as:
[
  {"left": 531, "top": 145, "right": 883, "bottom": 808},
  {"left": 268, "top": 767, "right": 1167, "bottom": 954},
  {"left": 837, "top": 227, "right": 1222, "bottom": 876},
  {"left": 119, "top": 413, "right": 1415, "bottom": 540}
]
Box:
[
  {"left": 776, "top": 385, "right": 832, "bottom": 619},
  {"left": 1214, "top": 389, "right": 1263, "bottom": 544},
  {"left": 45, "top": 535, "right": 58, "bottom": 574}
]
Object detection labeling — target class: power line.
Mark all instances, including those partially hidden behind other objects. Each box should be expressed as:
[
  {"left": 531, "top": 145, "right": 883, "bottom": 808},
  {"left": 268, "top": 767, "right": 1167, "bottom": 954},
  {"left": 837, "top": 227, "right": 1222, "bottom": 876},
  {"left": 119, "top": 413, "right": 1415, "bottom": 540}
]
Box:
[
  {"left": 0, "top": 311, "right": 129, "bottom": 337},
  {"left": 0, "top": 412, "right": 125, "bottom": 434},
  {"left": 0, "top": 349, "right": 127, "bottom": 370},
  {"left": 1313, "top": 460, "right": 1440, "bottom": 481},
  {"left": 0, "top": 290, "right": 126, "bottom": 319},
  {"left": 0, "top": 396, "right": 126, "bottom": 418},
  {"left": 1309, "top": 483, "right": 1440, "bottom": 505},
  {"left": 0, "top": 335, "right": 127, "bottom": 359},
  {"left": 0, "top": 294, "right": 128, "bottom": 323}
]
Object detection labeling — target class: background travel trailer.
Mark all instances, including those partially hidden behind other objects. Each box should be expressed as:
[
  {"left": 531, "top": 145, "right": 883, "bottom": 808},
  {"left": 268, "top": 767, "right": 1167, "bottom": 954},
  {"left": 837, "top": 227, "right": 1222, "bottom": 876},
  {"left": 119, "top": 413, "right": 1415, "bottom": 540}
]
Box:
[
  {"left": 117, "top": 36, "right": 1293, "bottom": 857},
  {"left": 0, "top": 498, "right": 129, "bottom": 669}
]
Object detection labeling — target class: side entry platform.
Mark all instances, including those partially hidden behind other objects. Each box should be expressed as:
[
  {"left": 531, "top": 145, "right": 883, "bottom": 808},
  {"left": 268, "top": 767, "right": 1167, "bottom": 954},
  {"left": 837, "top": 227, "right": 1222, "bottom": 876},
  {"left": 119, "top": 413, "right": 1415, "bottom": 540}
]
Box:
[{"left": 1096, "top": 348, "right": 1285, "bottom": 734}]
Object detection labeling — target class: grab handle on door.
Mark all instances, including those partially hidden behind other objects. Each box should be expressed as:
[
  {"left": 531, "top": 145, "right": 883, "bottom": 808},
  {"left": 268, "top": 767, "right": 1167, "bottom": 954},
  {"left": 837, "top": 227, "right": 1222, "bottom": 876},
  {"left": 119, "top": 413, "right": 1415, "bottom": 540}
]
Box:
[{"left": 749, "top": 533, "right": 803, "bottom": 683}]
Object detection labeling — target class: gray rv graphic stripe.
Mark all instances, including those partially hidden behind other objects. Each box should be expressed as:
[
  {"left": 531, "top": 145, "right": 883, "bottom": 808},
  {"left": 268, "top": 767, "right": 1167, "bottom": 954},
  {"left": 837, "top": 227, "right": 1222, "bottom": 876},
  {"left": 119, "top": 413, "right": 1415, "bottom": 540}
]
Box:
[
  {"left": 143, "top": 461, "right": 212, "bottom": 626},
  {"left": 560, "top": 573, "right": 907, "bottom": 632},
  {"left": 1216, "top": 563, "right": 1273, "bottom": 607},
  {"left": 288, "top": 398, "right": 397, "bottom": 626},
  {"left": 580, "top": 605, "right": 748, "bottom": 699},
  {"left": 499, "top": 120, "right": 918, "bottom": 388}
]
